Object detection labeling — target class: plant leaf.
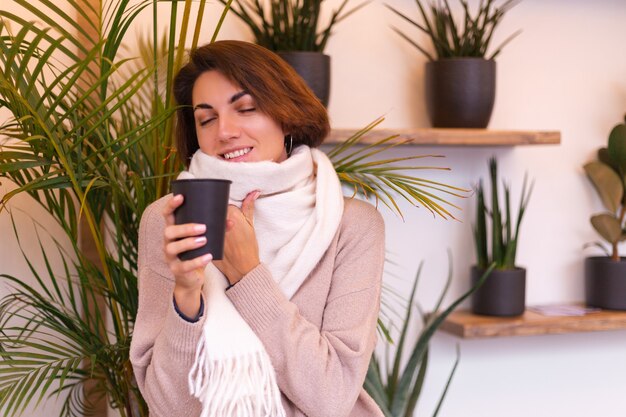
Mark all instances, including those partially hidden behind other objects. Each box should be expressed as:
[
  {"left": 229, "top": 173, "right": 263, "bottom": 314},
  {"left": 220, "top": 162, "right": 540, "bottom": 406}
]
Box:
[
  {"left": 608, "top": 123, "right": 626, "bottom": 181},
  {"left": 584, "top": 161, "right": 623, "bottom": 213},
  {"left": 590, "top": 213, "right": 623, "bottom": 244},
  {"left": 431, "top": 344, "right": 460, "bottom": 417},
  {"left": 393, "top": 263, "right": 494, "bottom": 412}
]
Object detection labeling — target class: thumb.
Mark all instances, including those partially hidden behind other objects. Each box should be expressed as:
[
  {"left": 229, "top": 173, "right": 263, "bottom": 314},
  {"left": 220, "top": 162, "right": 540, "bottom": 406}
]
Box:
[{"left": 241, "top": 190, "right": 260, "bottom": 225}]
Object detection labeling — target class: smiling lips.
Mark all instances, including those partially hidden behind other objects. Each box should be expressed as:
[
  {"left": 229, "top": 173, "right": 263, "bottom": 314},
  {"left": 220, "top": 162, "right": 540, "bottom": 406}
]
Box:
[{"left": 222, "top": 147, "right": 252, "bottom": 160}]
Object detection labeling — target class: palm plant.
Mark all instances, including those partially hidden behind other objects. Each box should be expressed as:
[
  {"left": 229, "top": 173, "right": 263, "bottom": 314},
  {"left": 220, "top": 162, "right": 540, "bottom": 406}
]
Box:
[
  {"left": 473, "top": 157, "right": 532, "bottom": 270},
  {"left": 1, "top": 1, "right": 467, "bottom": 416},
  {"left": 387, "top": 0, "right": 521, "bottom": 61},
  {"left": 0, "top": 0, "right": 227, "bottom": 415},
  {"left": 329, "top": 116, "right": 467, "bottom": 220},
  {"left": 222, "top": 0, "right": 367, "bottom": 52}
]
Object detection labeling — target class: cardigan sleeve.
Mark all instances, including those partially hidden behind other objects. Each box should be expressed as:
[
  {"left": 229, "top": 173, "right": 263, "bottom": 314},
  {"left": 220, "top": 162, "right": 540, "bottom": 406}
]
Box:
[
  {"left": 129, "top": 197, "right": 204, "bottom": 417},
  {"left": 226, "top": 199, "right": 385, "bottom": 417}
]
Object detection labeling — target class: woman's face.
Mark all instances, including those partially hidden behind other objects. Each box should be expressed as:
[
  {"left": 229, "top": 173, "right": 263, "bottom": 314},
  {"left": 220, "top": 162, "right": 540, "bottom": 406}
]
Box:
[{"left": 192, "top": 70, "right": 288, "bottom": 163}]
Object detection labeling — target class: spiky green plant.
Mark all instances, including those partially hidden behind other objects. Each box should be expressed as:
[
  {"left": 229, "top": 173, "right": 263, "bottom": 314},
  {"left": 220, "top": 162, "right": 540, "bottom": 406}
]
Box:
[
  {"left": 473, "top": 157, "right": 532, "bottom": 270},
  {"left": 365, "top": 255, "right": 494, "bottom": 417},
  {"left": 222, "top": 0, "right": 367, "bottom": 52},
  {"left": 1, "top": 1, "right": 468, "bottom": 416},
  {"left": 387, "top": 0, "right": 521, "bottom": 61},
  {"left": 0, "top": 0, "right": 230, "bottom": 415},
  {"left": 583, "top": 116, "right": 626, "bottom": 261}
]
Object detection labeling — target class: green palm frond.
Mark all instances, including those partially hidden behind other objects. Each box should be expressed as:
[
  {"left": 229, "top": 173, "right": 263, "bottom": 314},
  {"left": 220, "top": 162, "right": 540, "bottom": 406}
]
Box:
[
  {"left": 328, "top": 117, "right": 469, "bottom": 220},
  {"left": 0, "top": 214, "right": 127, "bottom": 417},
  {"left": 0, "top": 0, "right": 224, "bottom": 415}
]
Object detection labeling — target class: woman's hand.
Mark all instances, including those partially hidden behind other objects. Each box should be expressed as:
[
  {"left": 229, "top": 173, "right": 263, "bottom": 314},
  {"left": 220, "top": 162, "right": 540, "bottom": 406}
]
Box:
[
  {"left": 214, "top": 191, "right": 261, "bottom": 285},
  {"left": 162, "top": 194, "right": 212, "bottom": 317}
]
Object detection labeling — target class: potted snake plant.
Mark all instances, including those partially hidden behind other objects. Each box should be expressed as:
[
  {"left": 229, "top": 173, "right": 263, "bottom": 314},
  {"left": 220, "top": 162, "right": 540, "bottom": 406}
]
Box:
[
  {"left": 387, "top": 0, "right": 521, "bottom": 128},
  {"left": 583, "top": 116, "right": 626, "bottom": 310},
  {"left": 471, "top": 157, "right": 533, "bottom": 316},
  {"left": 221, "top": 0, "right": 367, "bottom": 106}
]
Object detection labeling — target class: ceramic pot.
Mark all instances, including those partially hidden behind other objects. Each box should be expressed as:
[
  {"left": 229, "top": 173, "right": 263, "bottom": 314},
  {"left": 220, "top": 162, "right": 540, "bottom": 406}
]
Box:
[
  {"left": 278, "top": 51, "right": 330, "bottom": 107},
  {"left": 585, "top": 256, "right": 626, "bottom": 310},
  {"left": 471, "top": 266, "right": 526, "bottom": 316},
  {"left": 425, "top": 58, "right": 496, "bottom": 128}
]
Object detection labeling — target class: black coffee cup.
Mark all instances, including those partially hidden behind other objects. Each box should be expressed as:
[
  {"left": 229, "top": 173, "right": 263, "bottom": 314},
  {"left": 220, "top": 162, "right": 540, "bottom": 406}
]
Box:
[{"left": 171, "top": 179, "right": 231, "bottom": 260}]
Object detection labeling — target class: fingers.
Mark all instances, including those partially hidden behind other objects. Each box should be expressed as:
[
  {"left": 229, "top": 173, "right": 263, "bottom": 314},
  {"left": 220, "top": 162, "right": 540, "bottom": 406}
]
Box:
[
  {"left": 223, "top": 190, "right": 259, "bottom": 233},
  {"left": 225, "top": 218, "right": 235, "bottom": 231},
  {"left": 163, "top": 223, "right": 207, "bottom": 266},
  {"left": 163, "top": 194, "right": 184, "bottom": 226},
  {"left": 161, "top": 194, "right": 213, "bottom": 287},
  {"left": 170, "top": 253, "right": 213, "bottom": 277},
  {"left": 164, "top": 223, "right": 206, "bottom": 241},
  {"left": 241, "top": 190, "right": 260, "bottom": 226},
  {"left": 164, "top": 235, "right": 207, "bottom": 259},
  {"left": 163, "top": 194, "right": 206, "bottom": 251}
]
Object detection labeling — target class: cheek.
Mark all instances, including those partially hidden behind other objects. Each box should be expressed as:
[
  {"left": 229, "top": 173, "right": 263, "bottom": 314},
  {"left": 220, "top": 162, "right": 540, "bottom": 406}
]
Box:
[
  {"left": 248, "top": 119, "right": 284, "bottom": 150},
  {"left": 196, "top": 129, "right": 218, "bottom": 155},
  {"left": 270, "top": 140, "right": 283, "bottom": 157},
  {"left": 264, "top": 127, "right": 285, "bottom": 155},
  {"left": 269, "top": 135, "right": 287, "bottom": 162}
]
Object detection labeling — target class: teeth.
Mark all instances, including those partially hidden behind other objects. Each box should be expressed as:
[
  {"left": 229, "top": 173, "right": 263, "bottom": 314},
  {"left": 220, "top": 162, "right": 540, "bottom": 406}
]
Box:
[{"left": 223, "top": 147, "right": 251, "bottom": 160}]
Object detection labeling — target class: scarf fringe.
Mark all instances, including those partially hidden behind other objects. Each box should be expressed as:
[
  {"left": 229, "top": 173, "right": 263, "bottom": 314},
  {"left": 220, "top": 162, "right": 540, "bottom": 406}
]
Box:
[{"left": 189, "top": 334, "right": 286, "bottom": 417}]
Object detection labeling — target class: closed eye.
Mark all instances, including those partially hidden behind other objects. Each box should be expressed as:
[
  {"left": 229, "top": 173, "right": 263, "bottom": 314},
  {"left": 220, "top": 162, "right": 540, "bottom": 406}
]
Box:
[
  {"left": 199, "top": 117, "right": 216, "bottom": 126},
  {"left": 239, "top": 108, "right": 256, "bottom": 114}
]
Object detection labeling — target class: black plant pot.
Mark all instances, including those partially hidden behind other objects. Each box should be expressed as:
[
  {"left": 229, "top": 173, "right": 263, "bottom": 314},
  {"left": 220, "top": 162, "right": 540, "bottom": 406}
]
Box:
[
  {"left": 471, "top": 266, "right": 526, "bottom": 317},
  {"left": 278, "top": 51, "right": 330, "bottom": 107},
  {"left": 585, "top": 256, "right": 626, "bottom": 310},
  {"left": 425, "top": 58, "right": 496, "bottom": 128}
]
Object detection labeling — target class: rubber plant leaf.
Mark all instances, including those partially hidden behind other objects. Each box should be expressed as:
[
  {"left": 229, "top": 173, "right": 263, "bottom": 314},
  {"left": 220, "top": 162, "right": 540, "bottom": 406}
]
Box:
[
  {"left": 597, "top": 148, "right": 618, "bottom": 173},
  {"left": 608, "top": 123, "right": 626, "bottom": 182},
  {"left": 584, "top": 161, "right": 623, "bottom": 214},
  {"left": 590, "top": 213, "right": 623, "bottom": 244}
]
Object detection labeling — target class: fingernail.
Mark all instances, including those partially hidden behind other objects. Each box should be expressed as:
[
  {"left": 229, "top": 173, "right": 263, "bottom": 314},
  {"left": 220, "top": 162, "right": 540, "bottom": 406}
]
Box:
[
  {"left": 253, "top": 191, "right": 261, "bottom": 200},
  {"left": 195, "top": 237, "right": 206, "bottom": 244},
  {"left": 194, "top": 224, "right": 206, "bottom": 233},
  {"left": 201, "top": 254, "right": 213, "bottom": 263}
]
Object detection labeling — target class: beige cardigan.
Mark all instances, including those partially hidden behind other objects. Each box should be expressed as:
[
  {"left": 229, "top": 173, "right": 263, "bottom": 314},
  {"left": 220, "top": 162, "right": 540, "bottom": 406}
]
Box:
[{"left": 130, "top": 196, "right": 385, "bottom": 417}]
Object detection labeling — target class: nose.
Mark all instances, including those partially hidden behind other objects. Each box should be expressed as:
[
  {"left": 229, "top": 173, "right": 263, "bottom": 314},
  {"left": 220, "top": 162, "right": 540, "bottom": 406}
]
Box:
[{"left": 216, "top": 113, "right": 240, "bottom": 141}]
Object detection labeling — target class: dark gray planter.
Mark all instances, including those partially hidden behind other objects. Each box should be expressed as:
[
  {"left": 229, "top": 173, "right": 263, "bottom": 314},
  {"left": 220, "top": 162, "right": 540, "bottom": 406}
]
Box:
[
  {"left": 471, "top": 266, "right": 526, "bottom": 316},
  {"left": 277, "top": 51, "right": 330, "bottom": 107},
  {"left": 425, "top": 58, "right": 496, "bottom": 128},
  {"left": 585, "top": 256, "right": 626, "bottom": 310}
]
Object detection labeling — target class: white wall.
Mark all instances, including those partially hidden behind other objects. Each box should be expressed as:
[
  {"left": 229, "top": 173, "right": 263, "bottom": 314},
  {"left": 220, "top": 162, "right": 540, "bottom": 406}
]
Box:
[{"left": 3, "top": 0, "right": 626, "bottom": 416}]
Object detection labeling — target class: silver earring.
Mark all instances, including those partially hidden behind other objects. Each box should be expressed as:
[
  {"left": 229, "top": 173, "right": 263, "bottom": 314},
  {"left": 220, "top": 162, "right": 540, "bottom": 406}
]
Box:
[{"left": 285, "top": 134, "right": 293, "bottom": 156}]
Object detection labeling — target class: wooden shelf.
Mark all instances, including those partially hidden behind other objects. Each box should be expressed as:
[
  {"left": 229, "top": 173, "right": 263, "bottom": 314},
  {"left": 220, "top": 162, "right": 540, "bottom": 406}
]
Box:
[
  {"left": 325, "top": 128, "right": 560, "bottom": 146},
  {"left": 440, "top": 307, "right": 626, "bottom": 338}
]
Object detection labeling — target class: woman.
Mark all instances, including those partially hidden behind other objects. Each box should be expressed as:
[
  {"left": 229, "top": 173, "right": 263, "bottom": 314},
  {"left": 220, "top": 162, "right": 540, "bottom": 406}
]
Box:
[{"left": 130, "top": 40, "right": 385, "bottom": 417}]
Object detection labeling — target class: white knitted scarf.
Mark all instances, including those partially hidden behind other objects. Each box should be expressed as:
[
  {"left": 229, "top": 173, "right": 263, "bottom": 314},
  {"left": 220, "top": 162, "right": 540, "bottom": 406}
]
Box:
[{"left": 177, "top": 145, "right": 344, "bottom": 417}]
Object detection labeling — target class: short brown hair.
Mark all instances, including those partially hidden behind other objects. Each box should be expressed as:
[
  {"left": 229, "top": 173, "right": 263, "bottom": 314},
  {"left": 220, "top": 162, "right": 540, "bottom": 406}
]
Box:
[{"left": 173, "top": 40, "right": 330, "bottom": 165}]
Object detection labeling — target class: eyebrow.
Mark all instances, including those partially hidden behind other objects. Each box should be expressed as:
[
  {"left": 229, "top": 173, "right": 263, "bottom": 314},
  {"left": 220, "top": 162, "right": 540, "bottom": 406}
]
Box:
[{"left": 193, "top": 90, "right": 250, "bottom": 111}]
